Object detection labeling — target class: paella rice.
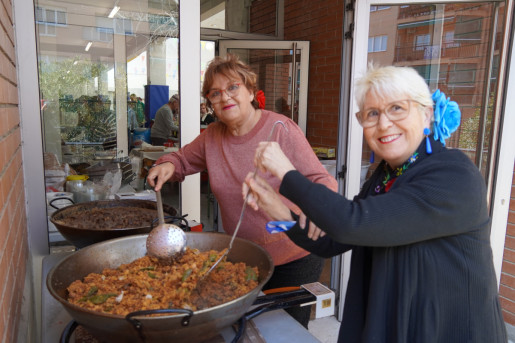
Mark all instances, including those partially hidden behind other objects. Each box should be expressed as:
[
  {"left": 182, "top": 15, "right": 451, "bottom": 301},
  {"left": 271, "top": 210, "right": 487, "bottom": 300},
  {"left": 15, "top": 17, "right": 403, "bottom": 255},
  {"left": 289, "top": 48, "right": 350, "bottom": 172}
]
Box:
[{"left": 67, "top": 247, "right": 259, "bottom": 315}]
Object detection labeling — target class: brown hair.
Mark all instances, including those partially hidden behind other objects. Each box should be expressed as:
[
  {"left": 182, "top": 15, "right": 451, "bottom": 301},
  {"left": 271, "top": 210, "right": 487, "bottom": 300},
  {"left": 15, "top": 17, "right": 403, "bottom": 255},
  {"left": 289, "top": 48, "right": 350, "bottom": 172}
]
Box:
[{"left": 202, "top": 54, "right": 259, "bottom": 109}]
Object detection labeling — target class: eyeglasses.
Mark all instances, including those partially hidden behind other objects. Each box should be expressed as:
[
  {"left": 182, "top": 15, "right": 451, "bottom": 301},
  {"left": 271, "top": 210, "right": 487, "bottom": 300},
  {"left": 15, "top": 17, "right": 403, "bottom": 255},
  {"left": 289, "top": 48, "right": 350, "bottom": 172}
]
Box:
[
  {"left": 356, "top": 99, "right": 424, "bottom": 128},
  {"left": 206, "top": 83, "right": 242, "bottom": 104}
]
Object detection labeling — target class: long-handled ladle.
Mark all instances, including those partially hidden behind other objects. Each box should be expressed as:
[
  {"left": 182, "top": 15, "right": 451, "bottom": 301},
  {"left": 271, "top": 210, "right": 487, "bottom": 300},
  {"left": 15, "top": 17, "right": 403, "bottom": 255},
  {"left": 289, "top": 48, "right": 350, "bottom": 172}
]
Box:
[{"left": 146, "top": 188, "right": 187, "bottom": 260}]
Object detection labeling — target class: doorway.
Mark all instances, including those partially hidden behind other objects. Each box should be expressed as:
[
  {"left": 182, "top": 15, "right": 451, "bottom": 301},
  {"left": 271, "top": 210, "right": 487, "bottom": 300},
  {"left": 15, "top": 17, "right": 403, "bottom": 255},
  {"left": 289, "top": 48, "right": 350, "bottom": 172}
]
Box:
[{"left": 219, "top": 40, "right": 310, "bottom": 133}]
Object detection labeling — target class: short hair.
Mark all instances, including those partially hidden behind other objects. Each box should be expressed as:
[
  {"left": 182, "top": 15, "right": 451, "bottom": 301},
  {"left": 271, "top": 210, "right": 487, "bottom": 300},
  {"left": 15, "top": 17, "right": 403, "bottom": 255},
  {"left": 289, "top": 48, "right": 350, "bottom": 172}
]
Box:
[
  {"left": 354, "top": 65, "right": 433, "bottom": 112},
  {"left": 202, "top": 54, "right": 259, "bottom": 109},
  {"left": 169, "top": 94, "right": 179, "bottom": 103}
]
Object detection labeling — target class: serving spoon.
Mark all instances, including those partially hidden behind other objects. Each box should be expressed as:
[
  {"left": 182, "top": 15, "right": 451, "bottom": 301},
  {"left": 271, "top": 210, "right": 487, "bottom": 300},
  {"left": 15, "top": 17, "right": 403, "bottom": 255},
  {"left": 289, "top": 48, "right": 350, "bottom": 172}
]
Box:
[{"left": 146, "top": 188, "right": 187, "bottom": 260}]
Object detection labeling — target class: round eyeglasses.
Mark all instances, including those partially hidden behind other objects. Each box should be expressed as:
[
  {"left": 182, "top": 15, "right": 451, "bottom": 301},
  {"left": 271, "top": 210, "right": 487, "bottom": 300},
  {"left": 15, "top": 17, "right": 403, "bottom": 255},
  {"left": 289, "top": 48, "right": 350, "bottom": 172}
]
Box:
[
  {"left": 356, "top": 99, "right": 424, "bottom": 128},
  {"left": 206, "top": 83, "right": 241, "bottom": 104}
]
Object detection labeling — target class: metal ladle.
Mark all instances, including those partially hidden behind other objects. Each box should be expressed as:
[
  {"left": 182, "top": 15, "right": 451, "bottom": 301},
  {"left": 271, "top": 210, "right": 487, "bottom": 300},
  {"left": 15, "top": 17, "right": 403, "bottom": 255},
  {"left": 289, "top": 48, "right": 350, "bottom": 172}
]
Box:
[
  {"left": 200, "top": 120, "right": 287, "bottom": 280},
  {"left": 146, "top": 189, "right": 187, "bottom": 260}
]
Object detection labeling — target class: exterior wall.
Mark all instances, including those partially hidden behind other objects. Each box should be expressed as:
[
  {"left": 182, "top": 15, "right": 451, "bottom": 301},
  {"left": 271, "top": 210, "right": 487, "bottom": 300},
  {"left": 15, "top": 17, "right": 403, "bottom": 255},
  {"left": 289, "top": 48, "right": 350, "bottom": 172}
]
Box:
[
  {"left": 283, "top": 0, "right": 344, "bottom": 148},
  {"left": 249, "top": 0, "right": 344, "bottom": 149},
  {"left": 0, "top": 0, "right": 29, "bottom": 341},
  {"left": 500, "top": 163, "right": 515, "bottom": 324}
]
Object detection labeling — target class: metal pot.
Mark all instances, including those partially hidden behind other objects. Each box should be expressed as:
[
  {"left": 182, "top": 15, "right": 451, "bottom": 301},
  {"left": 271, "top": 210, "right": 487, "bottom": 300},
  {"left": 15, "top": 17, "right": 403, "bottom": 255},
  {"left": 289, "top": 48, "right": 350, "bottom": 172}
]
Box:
[
  {"left": 47, "top": 233, "right": 274, "bottom": 342},
  {"left": 49, "top": 199, "right": 178, "bottom": 249}
]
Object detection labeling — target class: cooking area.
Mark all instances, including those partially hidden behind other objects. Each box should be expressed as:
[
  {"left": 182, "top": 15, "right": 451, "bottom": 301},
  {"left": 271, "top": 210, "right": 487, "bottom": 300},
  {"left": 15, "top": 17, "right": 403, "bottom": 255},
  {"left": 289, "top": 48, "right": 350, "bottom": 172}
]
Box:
[
  {"left": 42, "top": 233, "right": 334, "bottom": 342},
  {"left": 4, "top": 1, "right": 515, "bottom": 343}
]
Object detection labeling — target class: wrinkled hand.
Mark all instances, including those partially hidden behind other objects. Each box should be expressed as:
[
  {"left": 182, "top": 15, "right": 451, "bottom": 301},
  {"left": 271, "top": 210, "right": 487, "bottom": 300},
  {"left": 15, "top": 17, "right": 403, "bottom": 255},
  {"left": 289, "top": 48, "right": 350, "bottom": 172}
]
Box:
[
  {"left": 254, "top": 142, "right": 296, "bottom": 181},
  {"left": 146, "top": 162, "right": 175, "bottom": 191},
  {"left": 299, "top": 212, "right": 326, "bottom": 240},
  {"left": 243, "top": 172, "right": 292, "bottom": 221}
]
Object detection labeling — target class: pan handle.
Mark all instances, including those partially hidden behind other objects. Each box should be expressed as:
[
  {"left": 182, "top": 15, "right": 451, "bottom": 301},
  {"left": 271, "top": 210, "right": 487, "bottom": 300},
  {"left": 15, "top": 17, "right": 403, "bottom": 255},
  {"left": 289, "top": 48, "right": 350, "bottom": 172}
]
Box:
[
  {"left": 126, "top": 308, "right": 193, "bottom": 343},
  {"left": 150, "top": 214, "right": 190, "bottom": 231},
  {"left": 245, "top": 290, "right": 316, "bottom": 321},
  {"left": 60, "top": 320, "right": 79, "bottom": 343},
  {"left": 49, "top": 197, "right": 75, "bottom": 210},
  {"left": 126, "top": 308, "right": 194, "bottom": 327}
]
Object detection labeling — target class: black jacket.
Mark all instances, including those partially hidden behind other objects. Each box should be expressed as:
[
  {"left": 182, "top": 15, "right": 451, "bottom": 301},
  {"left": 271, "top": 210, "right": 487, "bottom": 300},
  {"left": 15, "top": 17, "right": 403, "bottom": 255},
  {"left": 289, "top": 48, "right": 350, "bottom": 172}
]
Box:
[{"left": 281, "top": 138, "right": 507, "bottom": 342}]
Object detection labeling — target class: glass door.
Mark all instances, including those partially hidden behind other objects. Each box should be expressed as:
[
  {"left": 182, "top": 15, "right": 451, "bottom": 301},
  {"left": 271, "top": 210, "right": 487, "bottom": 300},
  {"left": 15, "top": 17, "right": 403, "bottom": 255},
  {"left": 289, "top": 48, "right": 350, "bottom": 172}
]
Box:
[
  {"left": 346, "top": 0, "right": 511, "bottom": 319},
  {"left": 349, "top": 1, "right": 509, "bottom": 198},
  {"left": 34, "top": 0, "right": 182, "bottom": 247},
  {"left": 219, "top": 40, "right": 310, "bottom": 134}
]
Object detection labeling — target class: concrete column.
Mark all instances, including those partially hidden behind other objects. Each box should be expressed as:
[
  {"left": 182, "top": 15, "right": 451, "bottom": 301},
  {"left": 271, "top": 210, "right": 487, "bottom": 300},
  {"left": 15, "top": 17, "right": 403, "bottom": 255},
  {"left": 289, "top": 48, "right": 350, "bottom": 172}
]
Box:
[{"left": 113, "top": 33, "right": 129, "bottom": 156}]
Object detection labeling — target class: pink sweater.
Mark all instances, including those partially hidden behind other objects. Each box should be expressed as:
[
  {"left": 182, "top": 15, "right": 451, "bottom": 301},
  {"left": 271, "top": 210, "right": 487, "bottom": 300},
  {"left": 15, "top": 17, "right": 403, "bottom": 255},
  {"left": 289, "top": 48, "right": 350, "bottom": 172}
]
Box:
[{"left": 156, "top": 110, "right": 338, "bottom": 265}]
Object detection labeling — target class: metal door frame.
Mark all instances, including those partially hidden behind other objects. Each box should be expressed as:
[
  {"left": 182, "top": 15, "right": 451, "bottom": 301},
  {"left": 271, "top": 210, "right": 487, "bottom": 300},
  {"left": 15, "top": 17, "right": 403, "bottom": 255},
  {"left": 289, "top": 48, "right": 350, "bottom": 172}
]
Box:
[{"left": 219, "top": 40, "right": 310, "bottom": 134}]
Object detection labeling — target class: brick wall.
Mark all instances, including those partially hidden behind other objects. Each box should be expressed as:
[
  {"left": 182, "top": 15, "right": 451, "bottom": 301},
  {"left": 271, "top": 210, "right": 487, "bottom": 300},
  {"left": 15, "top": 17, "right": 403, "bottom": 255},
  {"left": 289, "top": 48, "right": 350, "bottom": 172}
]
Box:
[
  {"left": 250, "top": 0, "right": 344, "bottom": 149},
  {"left": 0, "top": 0, "right": 29, "bottom": 341},
  {"left": 500, "top": 164, "right": 515, "bottom": 324},
  {"left": 284, "top": 0, "right": 344, "bottom": 148}
]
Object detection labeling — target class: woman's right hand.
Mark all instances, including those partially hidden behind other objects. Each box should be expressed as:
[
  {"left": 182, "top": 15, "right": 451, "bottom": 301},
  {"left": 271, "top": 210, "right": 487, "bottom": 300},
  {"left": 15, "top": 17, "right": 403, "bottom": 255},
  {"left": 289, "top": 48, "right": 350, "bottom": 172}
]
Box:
[
  {"left": 254, "top": 142, "right": 296, "bottom": 181},
  {"left": 146, "top": 162, "right": 175, "bottom": 191},
  {"left": 243, "top": 172, "right": 293, "bottom": 221}
]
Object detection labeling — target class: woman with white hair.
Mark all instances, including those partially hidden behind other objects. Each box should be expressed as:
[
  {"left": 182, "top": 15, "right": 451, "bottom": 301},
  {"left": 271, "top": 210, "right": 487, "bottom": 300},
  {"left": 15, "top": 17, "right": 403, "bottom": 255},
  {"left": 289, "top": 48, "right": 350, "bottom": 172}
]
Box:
[{"left": 244, "top": 65, "right": 506, "bottom": 342}]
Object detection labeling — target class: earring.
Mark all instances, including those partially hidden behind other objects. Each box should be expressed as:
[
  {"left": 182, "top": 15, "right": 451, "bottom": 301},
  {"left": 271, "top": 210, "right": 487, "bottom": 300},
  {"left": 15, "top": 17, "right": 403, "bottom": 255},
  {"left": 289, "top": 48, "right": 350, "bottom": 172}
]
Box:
[
  {"left": 424, "top": 128, "right": 432, "bottom": 154},
  {"left": 369, "top": 151, "right": 375, "bottom": 163}
]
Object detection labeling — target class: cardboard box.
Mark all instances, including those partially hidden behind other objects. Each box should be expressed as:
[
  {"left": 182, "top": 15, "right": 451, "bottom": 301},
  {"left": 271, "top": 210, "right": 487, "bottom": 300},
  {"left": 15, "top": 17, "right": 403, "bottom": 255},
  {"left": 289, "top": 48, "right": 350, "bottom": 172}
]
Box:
[
  {"left": 301, "top": 282, "right": 335, "bottom": 318},
  {"left": 312, "top": 147, "right": 335, "bottom": 159}
]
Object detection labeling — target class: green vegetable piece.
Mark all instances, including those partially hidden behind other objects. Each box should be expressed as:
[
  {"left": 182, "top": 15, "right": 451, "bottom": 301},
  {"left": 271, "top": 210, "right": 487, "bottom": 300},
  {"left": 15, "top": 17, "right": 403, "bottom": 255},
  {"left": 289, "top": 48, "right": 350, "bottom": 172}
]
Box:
[
  {"left": 148, "top": 272, "right": 156, "bottom": 279},
  {"left": 182, "top": 268, "right": 192, "bottom": 282},
  {"left": 86, "top": 286, "right": 98, "bottom": 296},
  {"left": 139, "top": 266, "right": 155, "bottom": 271},
  {"left": 89, "top": 293, "right": 117, "bottom": 305},
  {"left": 245, "top": 267, "right": 257, "bottom": 281}
]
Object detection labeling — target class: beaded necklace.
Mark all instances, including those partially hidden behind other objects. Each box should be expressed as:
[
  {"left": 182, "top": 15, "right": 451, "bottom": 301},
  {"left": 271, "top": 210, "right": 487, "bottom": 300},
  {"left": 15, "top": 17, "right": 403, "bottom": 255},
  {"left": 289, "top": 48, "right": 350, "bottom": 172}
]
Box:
[{"left": 374, "top": 152, "right": 419, "bottom": 194}]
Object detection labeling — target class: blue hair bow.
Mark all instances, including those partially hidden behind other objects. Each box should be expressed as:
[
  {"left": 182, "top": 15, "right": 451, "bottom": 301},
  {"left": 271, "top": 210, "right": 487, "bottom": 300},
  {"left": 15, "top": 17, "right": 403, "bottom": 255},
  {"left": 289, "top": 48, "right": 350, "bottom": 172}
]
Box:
[{"left": 431, "top": 89, "right": 461, "bottom": 146}]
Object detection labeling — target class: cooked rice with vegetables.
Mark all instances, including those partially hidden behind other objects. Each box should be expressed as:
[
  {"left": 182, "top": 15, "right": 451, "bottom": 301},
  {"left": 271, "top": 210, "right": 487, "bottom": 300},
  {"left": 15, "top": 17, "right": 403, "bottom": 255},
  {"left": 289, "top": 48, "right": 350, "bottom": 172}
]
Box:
[{"left": 67, "top": 247, "right": 259, "bottom": 315}]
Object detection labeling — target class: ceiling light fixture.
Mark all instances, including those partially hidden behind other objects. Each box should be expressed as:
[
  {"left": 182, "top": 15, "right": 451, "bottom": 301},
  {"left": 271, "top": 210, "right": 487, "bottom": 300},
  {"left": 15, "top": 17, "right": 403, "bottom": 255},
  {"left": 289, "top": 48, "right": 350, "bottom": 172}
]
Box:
[
  {"left": 85, "top": 41, "right": 92, "bottom": 51},
  {"left": 108, "top": 6, "right": 120, "bottom": 18}
]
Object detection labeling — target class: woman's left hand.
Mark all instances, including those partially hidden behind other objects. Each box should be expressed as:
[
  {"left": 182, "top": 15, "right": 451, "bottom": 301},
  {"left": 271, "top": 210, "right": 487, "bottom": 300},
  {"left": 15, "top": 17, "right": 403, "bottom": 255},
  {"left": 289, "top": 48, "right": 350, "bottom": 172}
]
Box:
[
  {"left": 244, "top": 173, "right": 326, "bottom": 240},
  {"left": 299, "top": 212, "right": 326, "bottom": 241},
  {"left": 243, "top": 172, "right": 292, "bottom": 221}
]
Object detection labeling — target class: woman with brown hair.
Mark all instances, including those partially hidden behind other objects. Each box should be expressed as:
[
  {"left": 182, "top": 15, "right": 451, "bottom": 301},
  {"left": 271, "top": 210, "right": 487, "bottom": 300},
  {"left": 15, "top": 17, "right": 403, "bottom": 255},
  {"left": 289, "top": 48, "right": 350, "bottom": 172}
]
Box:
[{"left": 147, "top": 54, "right": 337, "bottom": 327}]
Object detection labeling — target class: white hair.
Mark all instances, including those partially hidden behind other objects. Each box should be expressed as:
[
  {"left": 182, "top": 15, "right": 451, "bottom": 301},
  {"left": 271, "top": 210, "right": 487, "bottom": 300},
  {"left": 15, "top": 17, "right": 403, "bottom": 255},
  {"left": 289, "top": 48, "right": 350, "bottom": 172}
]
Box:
[{"left": 354, "top": 64, "right": 433, "bottom": 112}]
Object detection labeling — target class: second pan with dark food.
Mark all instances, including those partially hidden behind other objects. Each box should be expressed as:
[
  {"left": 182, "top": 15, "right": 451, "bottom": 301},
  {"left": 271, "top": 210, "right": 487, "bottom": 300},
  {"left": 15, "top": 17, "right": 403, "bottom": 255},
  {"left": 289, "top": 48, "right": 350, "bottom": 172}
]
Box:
[{"left": 50, "top": 199, "right": 179, "bottom": 249}]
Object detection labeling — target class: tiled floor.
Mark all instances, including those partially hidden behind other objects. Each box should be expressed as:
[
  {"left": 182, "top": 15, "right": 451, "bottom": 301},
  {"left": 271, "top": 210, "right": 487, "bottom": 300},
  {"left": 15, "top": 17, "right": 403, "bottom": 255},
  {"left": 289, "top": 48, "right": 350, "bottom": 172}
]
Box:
[
  {"left": 308, "top": 316, "right": 340, "bottom": 343},
  {"left": 507, "top": 323, "right": 515, "bottom": 342},
  {"left": 310, "top": 318, "right": 515, "bottom": 343}
]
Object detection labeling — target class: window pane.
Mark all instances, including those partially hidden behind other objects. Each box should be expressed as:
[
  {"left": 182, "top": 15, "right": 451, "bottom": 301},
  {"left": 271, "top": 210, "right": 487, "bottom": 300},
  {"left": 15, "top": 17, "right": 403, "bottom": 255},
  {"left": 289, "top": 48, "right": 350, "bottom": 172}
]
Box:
[
  {"left": 36, "top": 7, "right": 44, "bottom": 22},
  {"left": 201, "top": 0, "right": 278, "bottom": 36},
  {"left": 374, "top": 37, "right": 382, "bottom": 51},
  {"left": 56, "top": 11, "right": 66, "bottom": 25},
  {"left": 35, "top": 0, "right": 182, "bottom": 246},
  {"left": 381, "top": 36, "right": 387, "bottom": 51},
  {"left": 45, "top": 9, "right": 54, "bottom": 23},
  {"left": 364, "top": 2, "right": 507, "bottom": 191}
]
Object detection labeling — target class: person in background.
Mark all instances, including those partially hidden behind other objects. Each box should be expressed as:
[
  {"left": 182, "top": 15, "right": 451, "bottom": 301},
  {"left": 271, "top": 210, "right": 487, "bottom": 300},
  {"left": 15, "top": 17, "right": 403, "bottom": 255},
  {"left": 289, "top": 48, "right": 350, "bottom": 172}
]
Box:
[
  {"left": 130, "top": 93, "right": 145, "bottom": 127},
  {"left": 147, "top": 54, "right": 338, "bottom": 328},
  {"left": 200, "top": 102, "right": 215, "bottom": 125},
  {"left": 127, "top": 101, "right": 138, "bottom": 131},
  {"left": 243, "top": 65, "right": 507, "bottom": 342},
  {"left": 150, "top": 94, "right": 179, "bottom": 146}
]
